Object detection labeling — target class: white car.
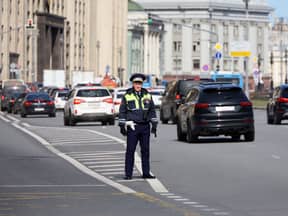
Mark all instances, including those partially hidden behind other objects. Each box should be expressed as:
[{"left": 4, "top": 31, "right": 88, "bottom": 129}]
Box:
[
  {"left": 53, "top": 91, "right": 69, "bottom": 109},
  {"left": 63, "top": 87, "right": 115, "bottom": 126},
  {"left": 149, "top": 88, "right": 164, "bottom": 108},
  {"left": 113, "top": 88, "right": 127, "bottom": 115}
]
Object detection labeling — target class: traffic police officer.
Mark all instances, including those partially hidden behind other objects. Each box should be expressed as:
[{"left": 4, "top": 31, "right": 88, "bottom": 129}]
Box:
[{"left": 119, "top": 73, "right": 158, "bottom": 180}]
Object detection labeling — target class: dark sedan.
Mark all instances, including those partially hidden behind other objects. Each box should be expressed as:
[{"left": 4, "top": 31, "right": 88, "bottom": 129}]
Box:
[
  {"left": 267, "top": 85, "right": 288, "bottom": 124},
  {"left": 20, "top": 93, "right": 56, "bottom": 118}
]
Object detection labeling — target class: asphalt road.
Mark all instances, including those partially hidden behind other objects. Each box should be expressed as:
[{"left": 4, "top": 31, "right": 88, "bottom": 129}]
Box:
[{"left": 1, "top": 109, "right": 288, "bottom": 216}]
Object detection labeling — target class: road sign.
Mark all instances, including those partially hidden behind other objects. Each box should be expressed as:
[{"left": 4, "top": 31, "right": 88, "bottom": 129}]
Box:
[
  {"left": 215, "top": 43, "right": 222, "bottom": 51},
  {"left": 215, "top": 52, "right": 222, "bottom": 60},
  {"left": 230, "top": 41, "right": 251, "bottom": 57},
  {"left": 202, "top": 64, "right": 209, "bottom": 71}
]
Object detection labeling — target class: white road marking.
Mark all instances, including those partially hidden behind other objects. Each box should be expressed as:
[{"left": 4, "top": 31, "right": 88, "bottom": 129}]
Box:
[
  {"left": 95, "top": 168, "right": 125, "bottom": 172},
  {"left": 213, "top": 212, "right": 230, "bottom": 215},
  {"left": 174, "top": 198, "right": 190, "bottom": 201},
  {"left": 202, "top": 209, "right": 220, "bottom": 212},
  {"left": 22, "top": 123, "right": 31, "bottom": 127},
  {"left": 73, "top": 152, "right": 125, "bottom": 157},
  {"left": 183, "top": 202, "right": 199, "bottom": 205},
  {"left": 167, "top": 196, "right": 182, "bottom": 199},
  {"left": 51, "top": 142, "right": 118, "bottom": 146},
  {"left": 272, "top": 155, "right": 281, "bottom": 160},
  {"left": 160, "top": 193, "right": 174, "bottom": 196},
  {"left": 0, "top": 111, "right": 4, "bottom": 115},
  {"left": 49, "top": 138, "right": 112, "bottom": 142},
  {"left": 0, "top": 184, "right": 106, "bottom": 188},
  {"left": 6, "top": 115, "right": 19, "bottom": 122},
  {"left": 117, "top": 179, "right": 145, "bottom": 183},
  {"left": 83, "top": 161, "right": 123, "bottom": 165},
  {"left": 193, "top": 205, "right": 208, "bottom": 208},
  {"left": 78, "top": 157, "right": 122, "bottom": 162},
  {"left": 89, "top": 164, "right": 124, "bottom": 168},
  {"left": 11, "top": 123, "right": 136, "bottom": 194},
  {"left": 101, "top": 172, "right": 123, "bottom": 175},
  {"left": 87, "top": 129, "right": 169, "bottom": 193},
  {"left": 0, "top": 115, "right": 11, "bottom": 123}
]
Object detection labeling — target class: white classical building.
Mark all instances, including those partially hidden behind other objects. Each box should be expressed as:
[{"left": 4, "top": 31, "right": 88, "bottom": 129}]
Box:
[
  {"left": 135, "top": 0, "right": 273, "bottom": 79},
  {"left": 128, "top": 0, "right": 164, "bottom": 80}
]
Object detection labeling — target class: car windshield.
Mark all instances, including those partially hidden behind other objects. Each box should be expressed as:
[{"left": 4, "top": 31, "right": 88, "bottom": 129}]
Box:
[
  {"left": 26, "top": 94, "right": 50, "bottom": 101},
  {"left": 200, "top": 87, "right": 247, "bottom": 103},
  {"left": 282, "top": 88, "right": 288, "bottom": 98},
  {"left": 77, "top": 89, "right": 110, "bottom": 97},
  {"left": 150, "top": 91, "right": 163, "bottom": 96},
  {"left": 117, "top": 92, "right": 125, "bottom": 99},
  {"left": 179, "top": 80, "right": 199, "bottom": 95},
  {"left": 57, "top": 92, "right": 69, "bottom": 98}
]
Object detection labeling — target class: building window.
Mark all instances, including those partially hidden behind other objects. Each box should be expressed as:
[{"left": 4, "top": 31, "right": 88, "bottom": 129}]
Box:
[
  {"left": 193, "top": 59, "right": 200, "bottom": 70},
  {"left": 224, "top": 42, "right": 229, "bottom": 54},
  {"left": 257, "top": 44, "right": 263, "bottom": 53},
  {"left": 173, "top": 24, "right": 182, "bottom": 33},
  {"left": 224, "top": 60, "right": 230, "bottom": 71},
  {"left": 233, "top": 25, "right": 239, "bottom": 39},
  {"left": 193, "top": 41, "right": 200, "bottom": 53},
  {"left": 244, "top": 25, "right": 249, "bottom": 40},
  {"left": 173, "top": 41, "right": 182, "bottom": 53},
  {"left": 224, "top": 24, "right": 228, "bottom": 36},
  {"left": 257, "top": 27, "right": 263, "bottom": 38},
  {"left": 173, "top": 58, "right": 182, "bottom": 70},
  {"left": 211, "top": 24, "right": 217, "bottom": 33}
]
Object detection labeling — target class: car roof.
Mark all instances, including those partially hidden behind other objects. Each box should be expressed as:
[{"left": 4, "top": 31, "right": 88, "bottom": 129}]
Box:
[{"left": 74, "top": 86, "right": 109, "bottom": 91}]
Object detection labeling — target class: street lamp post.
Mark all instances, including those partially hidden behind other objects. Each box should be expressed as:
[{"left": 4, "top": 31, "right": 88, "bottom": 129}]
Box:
[{"left": 243, "top": 0, "right": 250, "bottom": 99}]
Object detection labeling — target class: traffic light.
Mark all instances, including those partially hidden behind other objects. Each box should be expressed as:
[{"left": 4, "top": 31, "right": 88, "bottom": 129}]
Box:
[{"left": 147, "top": 13, "right": 153, "bottom": 25}]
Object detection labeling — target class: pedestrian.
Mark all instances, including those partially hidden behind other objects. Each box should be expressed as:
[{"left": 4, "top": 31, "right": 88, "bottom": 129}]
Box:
[{"left": 119, "top": 73, "right": 158, "bottom": 180}]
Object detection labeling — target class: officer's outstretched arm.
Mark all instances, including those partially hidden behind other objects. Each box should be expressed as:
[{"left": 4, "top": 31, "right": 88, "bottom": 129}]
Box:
[{"left": 118, "top": 96, "right": 127, "bottom": 127}]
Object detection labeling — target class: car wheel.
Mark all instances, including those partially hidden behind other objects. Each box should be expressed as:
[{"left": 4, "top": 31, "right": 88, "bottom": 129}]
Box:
[
  {"left": 49, "top": 113, "right": 56, "bottom": 118},
  {"left": 109, "top": 119, "right": 115, "bottom": 125},
  {"left": 177, "top": 121, "right": 186, "bottom": 141},
  {"left": 244, "top": 131, "right": 255, "bottom": 142},
  {"left": 69, "top": 113, "right": 76, "bottom": 126},
  {"left": 160, "top": 109, "right": 168, "bottom": 124},
  {"left": 273, "top": 114, "right": 281, "bottom": 125},
  {"left": 186, "top": 120, "right": 198, "bottom": 143},
  {"left": 267, "top": 111, "right": 273, "bottom": 124},
  {"left": 102, "top": 121, "right": 108, "bottom": 126},
  {"left": 1, "top": 106, "right": 6, "bottom": 112},
  {"left": 20, "top": 112, "right": 27, "bottom": 118}
]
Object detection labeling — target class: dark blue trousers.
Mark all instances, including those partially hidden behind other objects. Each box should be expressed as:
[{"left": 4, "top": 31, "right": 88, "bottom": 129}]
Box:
[{"left": 125, "top": 124, "right": 150, "bottom": 177}]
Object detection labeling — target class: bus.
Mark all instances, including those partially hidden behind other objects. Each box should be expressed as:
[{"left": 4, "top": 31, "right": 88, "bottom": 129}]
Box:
[{"left": 210, "top": 71, "right": 244, "bottom": 89}]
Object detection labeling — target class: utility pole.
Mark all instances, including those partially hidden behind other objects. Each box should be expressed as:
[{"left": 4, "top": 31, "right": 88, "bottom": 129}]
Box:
[
  {"left": 96, "top": 40, "right": 100, "bottom": 77},
  {"left": 243, "top": 0, "right": 250, "bottom": 99}
]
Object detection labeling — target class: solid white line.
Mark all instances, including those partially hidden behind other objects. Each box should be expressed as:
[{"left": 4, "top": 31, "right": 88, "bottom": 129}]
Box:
[
  {"left": 0, "top": 184, "right": 106, "bottom": 188},
  {"left": 160, "top": 193, "right": 175, "bottom": 196},
  {"left": 67, "top": 151, "right": 115, "bottom": 155},
  {"left": 11, "top": 123, "right": 136, "bottom": 194},
  {"left": 6, "top": 115, "right": 19, "bottom": 122},
  {"left": 83, "top": 161, "right": 123, "bottom": 165},
  {"left": 0, "top": 115, "right": 11, "bottom": 123},
  {"left": 88, "top": 129, "right": 169, "bottom": 193}
]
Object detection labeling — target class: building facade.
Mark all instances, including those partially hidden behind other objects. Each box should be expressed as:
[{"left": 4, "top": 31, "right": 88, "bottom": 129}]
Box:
[
  {"left": 0, "top": 0, "right": 128, "bottom": 85},
  {"left": 128, "top": 0, "right": 164, "bottom": 80},
  {"left": 135, "top": 0, "right": 273, "bottom": 81},
  {"left": 270, "top": 17, "right": 288, "bottom": 87}
]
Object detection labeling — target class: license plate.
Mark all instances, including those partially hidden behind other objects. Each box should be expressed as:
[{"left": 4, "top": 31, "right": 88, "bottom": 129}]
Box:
[
  {"left": 216, "top": 106, "right": 235, "bottom": 112},
  {"left": 35, "top": 108, "right": 45, "bottom": 112}
]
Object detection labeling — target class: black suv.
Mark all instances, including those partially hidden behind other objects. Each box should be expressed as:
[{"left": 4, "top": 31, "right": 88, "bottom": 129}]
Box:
[
  {"left": 160, "top": 79, "right": 211, "bottom": 124},
  {"left": 267, "top": 85, "right": 288, "bottom": 124},
  {"left": 176, "top": 83, "right": 255, "bottom": 142}
]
